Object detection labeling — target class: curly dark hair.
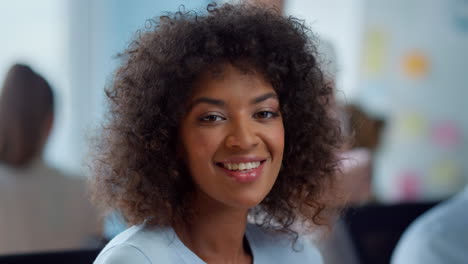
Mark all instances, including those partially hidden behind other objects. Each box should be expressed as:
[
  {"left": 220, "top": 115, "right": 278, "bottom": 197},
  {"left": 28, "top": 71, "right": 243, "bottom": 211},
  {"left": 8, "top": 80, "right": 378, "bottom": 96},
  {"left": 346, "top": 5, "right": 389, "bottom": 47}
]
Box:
[{"left": 91, "top": 2, "right": 342, "bottom": 238}]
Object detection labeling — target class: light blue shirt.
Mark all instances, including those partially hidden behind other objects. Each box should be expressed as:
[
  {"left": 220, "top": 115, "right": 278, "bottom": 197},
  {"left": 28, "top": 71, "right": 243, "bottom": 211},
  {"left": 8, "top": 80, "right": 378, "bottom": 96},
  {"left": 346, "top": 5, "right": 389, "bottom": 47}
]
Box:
[
  {"left": 94, "top": 223, "right": 323, "bottom": 264},
  {"left": 391, "top": 186, "right": 468, "bottom": 264}
]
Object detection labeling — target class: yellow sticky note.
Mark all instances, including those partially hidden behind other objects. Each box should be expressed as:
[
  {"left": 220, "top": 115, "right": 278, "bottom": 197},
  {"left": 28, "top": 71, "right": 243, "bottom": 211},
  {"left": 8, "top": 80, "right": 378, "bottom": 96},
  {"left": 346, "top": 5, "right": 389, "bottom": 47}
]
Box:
[
  {"left": 430, "top": 159, "right": 462, "bottom": 189},
  {"left": 362, "top": 29, "right": 387, "bottom": 76},
  {"left": 396, "top": 112, "right": 427, "bottom": 138}
]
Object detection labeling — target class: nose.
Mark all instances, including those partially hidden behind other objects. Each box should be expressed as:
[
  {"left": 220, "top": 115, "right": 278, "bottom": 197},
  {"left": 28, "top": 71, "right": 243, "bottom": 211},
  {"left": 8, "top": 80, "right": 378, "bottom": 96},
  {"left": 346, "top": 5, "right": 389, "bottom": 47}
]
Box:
[{"left": 225, "top": 118, "right": 259, "bottom": 150}]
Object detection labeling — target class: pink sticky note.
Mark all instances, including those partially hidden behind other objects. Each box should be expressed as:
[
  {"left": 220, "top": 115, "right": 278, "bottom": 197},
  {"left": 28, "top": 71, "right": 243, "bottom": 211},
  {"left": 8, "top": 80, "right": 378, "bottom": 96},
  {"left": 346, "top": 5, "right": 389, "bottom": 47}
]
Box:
[
  {"left": 395, "top": 170, "right": 422, "bottom": 202},
  {"left": 431, "top": 121, "right": 462, "bottom": 149}
]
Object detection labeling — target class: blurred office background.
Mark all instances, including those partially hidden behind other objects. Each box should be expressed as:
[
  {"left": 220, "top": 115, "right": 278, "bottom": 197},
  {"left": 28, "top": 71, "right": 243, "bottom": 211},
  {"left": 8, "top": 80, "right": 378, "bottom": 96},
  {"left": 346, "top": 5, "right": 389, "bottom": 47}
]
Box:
[
  {"left": 2, "top": 0, "right": 465, "bottom": 201},
  {"left": 0, "top": 0, "right": 212, "bottom": 175},
  {"left": 0, "top": 0, "right": 467, "bottom": 261},
  {"left": 288, "top": 0, "right": 468, "bottom": 203}
]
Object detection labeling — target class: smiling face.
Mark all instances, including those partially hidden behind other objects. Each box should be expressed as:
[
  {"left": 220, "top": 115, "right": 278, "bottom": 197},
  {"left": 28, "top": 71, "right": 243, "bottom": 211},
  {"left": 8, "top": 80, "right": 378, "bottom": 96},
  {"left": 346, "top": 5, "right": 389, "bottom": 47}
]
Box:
[{"left": 180, "top": 64, "right": 284, "bottom": 211}]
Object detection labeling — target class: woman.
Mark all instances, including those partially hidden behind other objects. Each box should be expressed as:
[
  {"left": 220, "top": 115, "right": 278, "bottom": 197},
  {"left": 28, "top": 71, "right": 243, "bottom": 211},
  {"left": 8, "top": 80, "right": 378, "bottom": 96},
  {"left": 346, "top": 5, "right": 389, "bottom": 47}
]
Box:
[
  {"left": 0, "top": 64, "right": 100, "bottom": 254},
  {"left": 92, "top": 3, "right": 342, "bottom": 263}
]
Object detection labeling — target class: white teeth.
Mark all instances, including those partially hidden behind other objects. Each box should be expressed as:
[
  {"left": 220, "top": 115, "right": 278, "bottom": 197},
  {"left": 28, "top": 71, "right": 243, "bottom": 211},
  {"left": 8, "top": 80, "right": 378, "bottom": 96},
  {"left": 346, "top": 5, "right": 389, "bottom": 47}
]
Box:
[{"left": 223, "top": 161, "right": 261, "bottom": 171}]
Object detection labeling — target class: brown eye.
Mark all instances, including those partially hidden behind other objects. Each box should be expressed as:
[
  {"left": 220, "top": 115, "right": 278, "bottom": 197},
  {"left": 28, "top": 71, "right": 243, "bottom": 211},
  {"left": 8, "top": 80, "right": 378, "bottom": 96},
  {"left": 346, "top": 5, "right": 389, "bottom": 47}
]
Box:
[
  {"left": 253, "top": 111, "right": 279, "bottom": 119},
  {"left": 199, "top": 114, "right": 225, "bottom": 123}
]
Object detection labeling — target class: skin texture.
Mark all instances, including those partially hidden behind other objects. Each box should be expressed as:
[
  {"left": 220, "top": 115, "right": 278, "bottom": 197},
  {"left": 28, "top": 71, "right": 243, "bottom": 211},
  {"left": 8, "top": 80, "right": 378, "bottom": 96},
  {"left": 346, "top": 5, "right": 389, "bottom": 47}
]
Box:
[
  {"left": 177, "top": 64, "right": 284, "bottom": 263},
  {"left": 180, "top": 64, "right": 284, "bottom": 211}
]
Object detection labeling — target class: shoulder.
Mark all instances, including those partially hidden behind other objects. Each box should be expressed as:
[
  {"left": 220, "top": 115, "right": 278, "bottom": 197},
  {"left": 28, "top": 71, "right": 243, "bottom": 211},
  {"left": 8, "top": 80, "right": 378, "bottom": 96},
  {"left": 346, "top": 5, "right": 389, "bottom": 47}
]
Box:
[
  {"left": 246, "top": 224, "right": 323, "bottom": 263},
  {"left": 94, "top": 225, "right": 175, "bottom": 264},
  {"left": 391, "top": 195, "right": 468, "bottom": 264},
  {"left": 94, "top": 243, "right": 152, "bottom": 264}
]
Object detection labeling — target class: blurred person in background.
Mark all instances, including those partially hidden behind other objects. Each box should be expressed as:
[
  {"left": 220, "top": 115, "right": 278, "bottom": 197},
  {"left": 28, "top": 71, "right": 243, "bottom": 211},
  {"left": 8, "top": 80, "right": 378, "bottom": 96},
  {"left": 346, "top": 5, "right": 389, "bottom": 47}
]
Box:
[
  {"left": 313, "top": 39, "right": 386, "bottom": 264},
  {"left": 391, "top": 184, "right": 468, "bottom": 264},
  {"left": 0, "top": 64, "right": 101, "bottom": 255},
  {"left": 319, "top": 39, "right": 381, "bottom": 207}
]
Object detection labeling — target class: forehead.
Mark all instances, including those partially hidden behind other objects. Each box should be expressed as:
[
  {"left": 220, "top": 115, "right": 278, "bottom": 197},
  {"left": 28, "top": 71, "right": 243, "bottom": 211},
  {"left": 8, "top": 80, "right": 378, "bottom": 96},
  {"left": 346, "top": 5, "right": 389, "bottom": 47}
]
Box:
[{"left": 190, "top": 64, "right": 275, "bottom": 99}]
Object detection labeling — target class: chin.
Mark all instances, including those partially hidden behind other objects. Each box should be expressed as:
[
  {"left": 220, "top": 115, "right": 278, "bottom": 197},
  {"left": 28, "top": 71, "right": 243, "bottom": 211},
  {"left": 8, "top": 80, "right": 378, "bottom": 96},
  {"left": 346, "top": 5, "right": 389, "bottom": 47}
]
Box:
[{"left": 227, "top": 192, "right": 269, "bottom": 210}]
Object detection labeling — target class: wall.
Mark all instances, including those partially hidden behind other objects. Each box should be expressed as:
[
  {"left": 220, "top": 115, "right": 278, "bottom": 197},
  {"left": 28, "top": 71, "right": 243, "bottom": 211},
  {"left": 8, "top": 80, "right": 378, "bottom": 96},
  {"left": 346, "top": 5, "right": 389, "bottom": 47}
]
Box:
[{"left": 285, "top": 0, "right": 366, "bottom": 101}]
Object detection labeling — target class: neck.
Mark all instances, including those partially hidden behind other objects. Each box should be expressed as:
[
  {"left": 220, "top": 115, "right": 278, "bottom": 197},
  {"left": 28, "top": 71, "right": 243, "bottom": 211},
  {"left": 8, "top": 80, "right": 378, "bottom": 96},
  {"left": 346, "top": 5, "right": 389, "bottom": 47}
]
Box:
[{"left": 174, "top": 193, "right": 252, "bottom": 264}]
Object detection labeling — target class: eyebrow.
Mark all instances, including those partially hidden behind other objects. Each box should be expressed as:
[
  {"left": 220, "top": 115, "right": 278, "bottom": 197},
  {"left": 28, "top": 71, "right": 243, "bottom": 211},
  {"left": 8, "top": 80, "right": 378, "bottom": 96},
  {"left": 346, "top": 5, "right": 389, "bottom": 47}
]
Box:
[
  {"left": 187, "top": 97, "right": 225, "bottom": 111},
  {"left": 187, "top": 92, "right": 278, "bottom": 111},
  {"left": 250, "top": 92, "right": 278, "bottom": 104}
]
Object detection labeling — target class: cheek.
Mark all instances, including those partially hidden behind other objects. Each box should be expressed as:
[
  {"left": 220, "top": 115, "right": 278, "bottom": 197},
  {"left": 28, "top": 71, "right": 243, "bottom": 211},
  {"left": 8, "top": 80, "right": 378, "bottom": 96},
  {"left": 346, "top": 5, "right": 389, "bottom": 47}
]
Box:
[
  {"left": 183, "top": 128, "right": 222, "bottom": 167},
  {"left": 267, "top": 123, "right": 285, "bottom": 156}
]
